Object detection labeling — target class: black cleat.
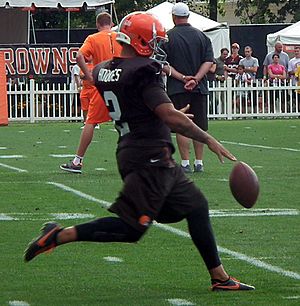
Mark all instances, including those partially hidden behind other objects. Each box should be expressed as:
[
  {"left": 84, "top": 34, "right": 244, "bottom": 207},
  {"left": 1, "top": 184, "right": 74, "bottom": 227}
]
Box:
[
  {"left": 211, "top": 276, "right": 255, "bottom": 291},
  {"left": 60, "top": 161, "right": 82, "bottom": 174},
  {"left": 24, "top": 222, "right": 61, "bottom": 262}
]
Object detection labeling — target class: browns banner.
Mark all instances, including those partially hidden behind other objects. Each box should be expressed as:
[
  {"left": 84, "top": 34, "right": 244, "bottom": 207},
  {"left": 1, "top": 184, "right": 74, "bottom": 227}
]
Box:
[{"left": 0, "top": 44, "right": 81, "bottom": 78}]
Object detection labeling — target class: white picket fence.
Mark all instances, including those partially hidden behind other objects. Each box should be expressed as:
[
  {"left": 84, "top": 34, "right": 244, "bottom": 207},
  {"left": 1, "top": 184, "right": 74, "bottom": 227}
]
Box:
[{"left": 7, "top": 78, "right": 300, "bottom": 123}]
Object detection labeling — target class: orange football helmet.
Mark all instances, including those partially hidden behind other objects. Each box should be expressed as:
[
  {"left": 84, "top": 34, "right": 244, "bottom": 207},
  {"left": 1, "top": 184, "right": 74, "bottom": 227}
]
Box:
[{"left": 116, "top": 12, "right": 168, "bottom": 61}]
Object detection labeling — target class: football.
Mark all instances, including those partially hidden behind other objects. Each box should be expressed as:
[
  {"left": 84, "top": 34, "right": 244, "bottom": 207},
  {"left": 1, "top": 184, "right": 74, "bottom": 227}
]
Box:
[{"left": 229, "top": 161, "right": 259, "bottom": 208}]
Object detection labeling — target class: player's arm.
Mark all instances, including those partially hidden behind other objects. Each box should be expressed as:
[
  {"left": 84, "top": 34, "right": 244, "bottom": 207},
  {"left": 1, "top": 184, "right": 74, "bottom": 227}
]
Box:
[
  {"left": 76, "top": 51, "right": 93, "bottom": 82},
  {"left": 154, "top": 103, "right": 236, "bottom": 163}
]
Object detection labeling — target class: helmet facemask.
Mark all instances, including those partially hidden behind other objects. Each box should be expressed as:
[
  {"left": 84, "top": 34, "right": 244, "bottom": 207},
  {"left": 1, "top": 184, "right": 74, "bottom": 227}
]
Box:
[{"left": 149, "top": 23, "right": 168, "bottom": 64}]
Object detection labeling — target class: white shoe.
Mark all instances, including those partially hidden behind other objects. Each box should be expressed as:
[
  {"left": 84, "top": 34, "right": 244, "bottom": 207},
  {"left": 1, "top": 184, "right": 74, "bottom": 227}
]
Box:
[{"left": 95, "top": 124, "right": 100, "bottom": 129}]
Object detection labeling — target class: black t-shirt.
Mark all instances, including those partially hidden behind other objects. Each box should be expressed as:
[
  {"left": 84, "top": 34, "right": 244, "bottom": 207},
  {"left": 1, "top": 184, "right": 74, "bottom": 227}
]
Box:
[
  {"left": 93, "top": 57, "right": 175, "bottom": 175},
  {"left": 162, "top": 23, "right": 214, "bottom": 96}
]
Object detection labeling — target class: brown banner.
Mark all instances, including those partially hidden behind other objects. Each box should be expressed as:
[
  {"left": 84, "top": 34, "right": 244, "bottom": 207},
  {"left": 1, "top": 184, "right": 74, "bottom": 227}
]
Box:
[{"left": 0, "top": 44, "right": 80, "bottom": 79}]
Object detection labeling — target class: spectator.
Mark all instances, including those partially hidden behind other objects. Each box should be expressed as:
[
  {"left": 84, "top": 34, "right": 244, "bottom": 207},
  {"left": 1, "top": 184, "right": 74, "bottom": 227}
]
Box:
[
  {"left": 263, "top": 41, "right": 289, "bottom": 79},
  {"left": 239, "top": 46, "right": 259, "bottom": 80},
  {"left": 234, "top": 64, "right": 251, "bottom": 113},
  {"left": 288, "top": 46, "right": 300, "bottom": 85},
  {"left": 70, "top": 64, "right": 81, "bottom": 107},
  {"left": 214, "top": 48, "right": 229, "bottom": 113},
  {"left": 215, "top": 48, "right": 229, "bottom": 82},
  {"left": 239, "top": 46, "right": 259, "bottom": 111},
  {"left": 268, "top": 54, "right": 287, "bottom": 112},
  {"left": 224, "top": 43, "right": 243, "bottom": 79},
  {"left": 288, "top": 46, "right": 300, "bottom": 111},
  {"left": 162, "top": 2, "right": 214, "bottom": 173}
]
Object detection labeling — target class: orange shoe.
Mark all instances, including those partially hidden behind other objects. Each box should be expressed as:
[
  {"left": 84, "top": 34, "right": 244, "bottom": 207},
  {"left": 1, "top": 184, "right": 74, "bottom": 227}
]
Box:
[
  {"left": 24, "top": 222, "right": 61, "bottom": 262},
  {"left": 211, "top": 276, "right": 255, "bottom": 291}
]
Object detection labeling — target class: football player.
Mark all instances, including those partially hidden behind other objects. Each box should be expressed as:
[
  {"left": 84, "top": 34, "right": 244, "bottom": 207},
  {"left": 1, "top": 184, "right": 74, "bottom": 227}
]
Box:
[{"left": 24, "top": 11, "right": 254, "bottom": 292}]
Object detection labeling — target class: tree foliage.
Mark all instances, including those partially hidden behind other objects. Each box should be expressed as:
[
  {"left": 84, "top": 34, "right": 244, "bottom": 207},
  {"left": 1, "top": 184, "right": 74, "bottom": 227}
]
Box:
[{"left": 235, "top": 0, "right": 300, "bottom": 24}]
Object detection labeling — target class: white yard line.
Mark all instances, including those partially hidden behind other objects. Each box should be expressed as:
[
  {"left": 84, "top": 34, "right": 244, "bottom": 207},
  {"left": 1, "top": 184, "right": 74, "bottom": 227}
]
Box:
[
  {"left": 221, "top": 141, "right": 300, "bottom": 152},
  {"left": 47, "top": 181, "right": 300, "bottom": 280},
  {"left": 0, "top": 155, "right": 24, "bottom": 158},
  {"left": 0, "top": 162, "right": 28, "bottom": 173},
  {"left": 167, "top": 299, "right": 195, "bottom": 305},
  {"left": 49, "top": 154, "right": 74, "bottom": 158}
]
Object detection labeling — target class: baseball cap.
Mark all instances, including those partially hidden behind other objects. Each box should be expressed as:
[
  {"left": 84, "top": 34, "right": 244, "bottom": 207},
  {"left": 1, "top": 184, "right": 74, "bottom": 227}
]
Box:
[
  {"left": 232, "top": 43, "right": 240, "bottom": 49},
  {"left": 172, "top": 2, "right": 190, "bottom": 17}
]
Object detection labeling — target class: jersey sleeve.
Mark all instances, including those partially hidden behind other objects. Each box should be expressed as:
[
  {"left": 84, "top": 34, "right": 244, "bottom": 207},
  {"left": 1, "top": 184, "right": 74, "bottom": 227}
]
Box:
[
  {"left": 142, "top": 84, "right": 172, "bottom": 111},
  {"left": 135, "top": 61, "right": 172, "bottom": 110}
]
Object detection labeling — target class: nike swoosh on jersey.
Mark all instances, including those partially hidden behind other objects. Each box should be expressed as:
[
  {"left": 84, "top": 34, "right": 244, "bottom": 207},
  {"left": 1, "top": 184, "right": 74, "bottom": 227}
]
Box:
[{"left": 150, "top": 159, "right": 160, "bottom": 163}]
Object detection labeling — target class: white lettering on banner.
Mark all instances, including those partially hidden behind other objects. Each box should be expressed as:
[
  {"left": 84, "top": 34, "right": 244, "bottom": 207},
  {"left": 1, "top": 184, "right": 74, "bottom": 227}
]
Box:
[{"left": 0, "top": 45, "right": 80, "bottom": 77}]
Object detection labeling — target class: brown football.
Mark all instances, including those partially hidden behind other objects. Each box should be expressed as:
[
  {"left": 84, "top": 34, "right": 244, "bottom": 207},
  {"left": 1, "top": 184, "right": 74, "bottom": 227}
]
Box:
[{"left": 229, "top": 161, "right": 259, "bottom": 208}]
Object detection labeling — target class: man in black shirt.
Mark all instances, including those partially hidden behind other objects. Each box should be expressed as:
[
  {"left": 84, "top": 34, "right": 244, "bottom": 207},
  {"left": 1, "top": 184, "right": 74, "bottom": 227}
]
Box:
[
  {"left": 24, "top": 11, "right": 255, "bottom": 292},
  {"left": 162, "top": 2, "right": 214, "bottom": 173}
]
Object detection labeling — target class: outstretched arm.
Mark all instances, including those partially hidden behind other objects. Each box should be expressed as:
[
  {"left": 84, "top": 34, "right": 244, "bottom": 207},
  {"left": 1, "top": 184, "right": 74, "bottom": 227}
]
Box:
[{"left": 154, "top": 103, "right": 236, "bottom": 163}]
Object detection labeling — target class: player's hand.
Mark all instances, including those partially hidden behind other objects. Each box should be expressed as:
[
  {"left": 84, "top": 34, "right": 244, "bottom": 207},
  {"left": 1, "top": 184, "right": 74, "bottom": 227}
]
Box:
[
  {"left": 179, "top": 104, "right": 194, "bottom": 119},
  {"left": 82, "top": 71, "right": 93, "bottom": 83},
  {"left": 206, "top": 136, "right": 237, "bottom": 163}
]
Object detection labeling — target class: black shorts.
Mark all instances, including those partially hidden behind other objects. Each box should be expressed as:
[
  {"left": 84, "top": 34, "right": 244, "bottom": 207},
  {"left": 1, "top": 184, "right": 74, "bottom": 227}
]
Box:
[
  {"left": 108, "top": 165, "right": 207, "bottom": 233},
  {"left": 170, "top": 93, "right": 208, "bottom": 131}
]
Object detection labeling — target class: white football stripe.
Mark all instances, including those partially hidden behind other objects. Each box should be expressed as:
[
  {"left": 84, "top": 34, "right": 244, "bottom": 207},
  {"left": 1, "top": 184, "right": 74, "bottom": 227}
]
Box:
[
  {"left": 47, "top": 181, "right": 300, "bottom": 280},
  {"left": 49, "top": 154, "right": 75, "bottom": 158},
  {"left": 0, "top": 162, "right": 27, "bottom": 172},
  {"left": 0, "top": 155, "right": 24, "bottom": 158},
  {"left": 103, "top": 256, "right": 123, "bottom": 263},
  {"left": 221, "top": 140, "right": 300, "bottom": 152},
  {"left": 167, "top": 299, "right": 195, "bottom": 305},
  {"left": 9, "top": 301, "right": 30, "bottom": 306}
]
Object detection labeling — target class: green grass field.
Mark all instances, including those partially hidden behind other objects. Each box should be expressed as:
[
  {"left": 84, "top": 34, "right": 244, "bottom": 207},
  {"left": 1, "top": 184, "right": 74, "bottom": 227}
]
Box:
[{"left": 0, "top": 119, "right": 299, "bottom": 306}]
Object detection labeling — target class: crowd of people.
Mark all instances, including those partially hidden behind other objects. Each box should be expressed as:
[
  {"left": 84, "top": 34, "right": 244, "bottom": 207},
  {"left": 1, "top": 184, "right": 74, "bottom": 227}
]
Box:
[{"left": 212, "top": 41, "right": 300, "bottom": 113}]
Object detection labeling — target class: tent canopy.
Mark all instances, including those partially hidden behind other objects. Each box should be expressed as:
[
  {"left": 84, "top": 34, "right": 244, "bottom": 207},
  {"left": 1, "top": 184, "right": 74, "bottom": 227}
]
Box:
[
  {"left": 267, "top": 21, "right": 300, "bottom": 52},
  {"left": 148, "top": 1, "right": 224, "bottom": 32},
  {"left": 147, "top": 1, "right": 230, "bottom": 57},
  {"left": 0, "top": 1, "right": 113, "bottom": 8}
]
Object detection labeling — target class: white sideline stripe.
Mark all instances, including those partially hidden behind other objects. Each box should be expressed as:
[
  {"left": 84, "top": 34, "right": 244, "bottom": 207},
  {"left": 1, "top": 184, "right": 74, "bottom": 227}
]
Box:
[
  {"left": 155, "top": 223, "right": 300, "bottom": 280},
  {"left": 47, "top": 182, "right": 111, "bottom": 208},
  {"left": 0, "top": 147, "right": 7, "bottom": 149},
  {"left": 221, "top": 140, "right": 300, "bottom": 152},
  {"left": 49, "top": 154, "right": 75, "bottom": 158},
  {"left": 0, "top": 162, "right": 28, "bottom": 173},
  {"left": 9, "top": 301, "right": 30, "bottom": 306},
  {"left": 47, "top": 182, "right": 300, "bottom": 280},
  {"left": 95, "top": 168, "right": 107, "bottom": 171},
  {"left": 0, "top": 155, "right": 24, "bottom": 158},
  {"left": 283, "top": 296, "right": 300, "bottom": 299},
  {"left": 209, "top": 208, "right": 299, "bottom": 217},
  {"left": 103, "top": 256, "right": 123, "bottom": 263},
  {"left": 0, "top": 213, "right": 14, "bottom": 220},
  {"left": 167, "top": 298, "right": 195, "bottom": 305}
]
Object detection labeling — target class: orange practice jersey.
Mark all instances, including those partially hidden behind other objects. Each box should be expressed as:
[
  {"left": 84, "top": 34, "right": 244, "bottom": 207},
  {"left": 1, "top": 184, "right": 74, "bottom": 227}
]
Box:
[{"left": 79, "top": 30, "right": 122, "bottom": 65}]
